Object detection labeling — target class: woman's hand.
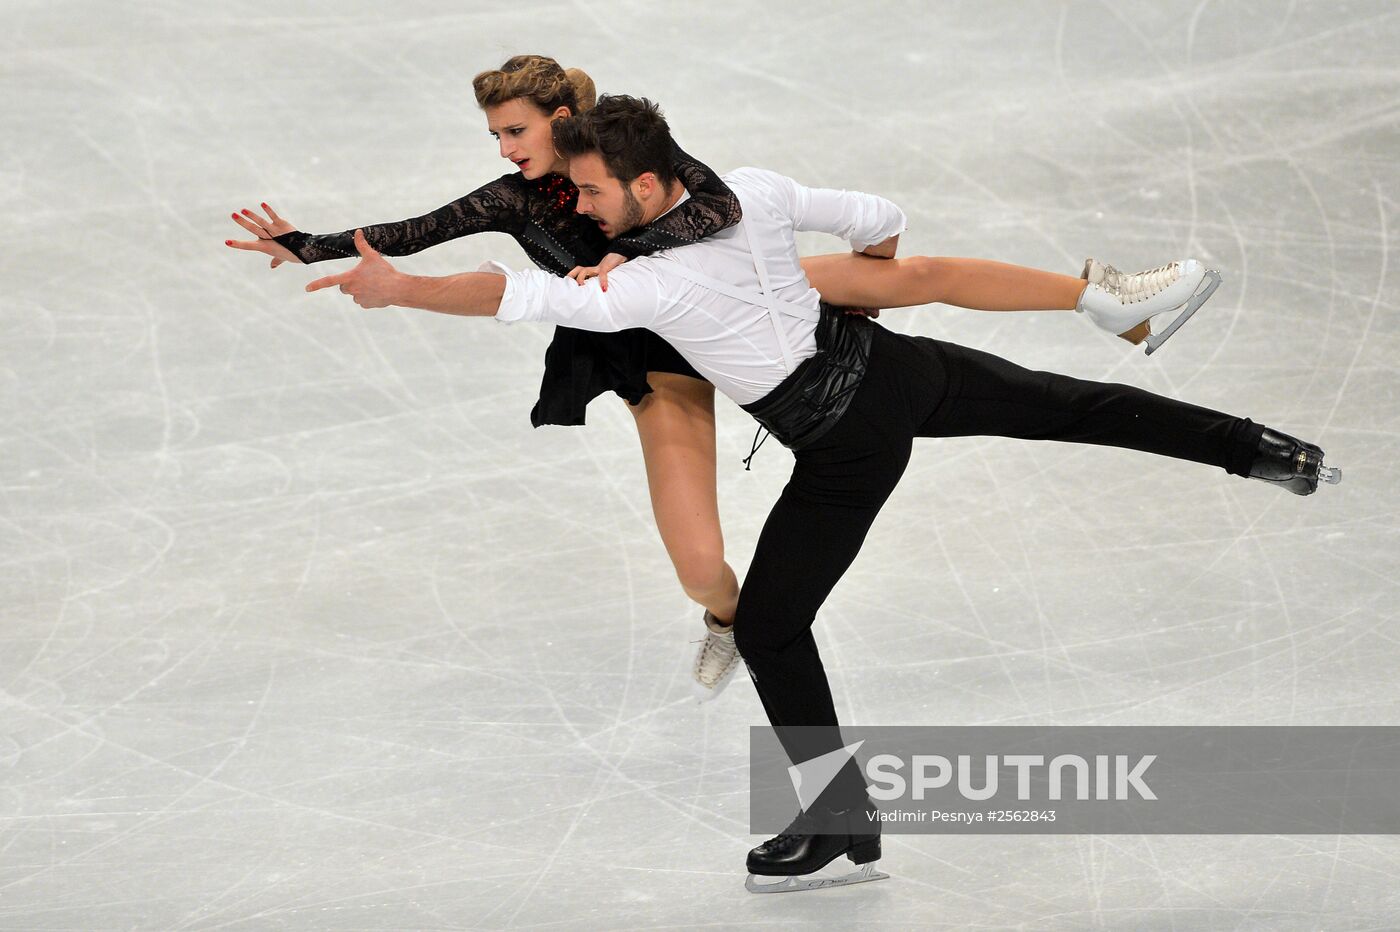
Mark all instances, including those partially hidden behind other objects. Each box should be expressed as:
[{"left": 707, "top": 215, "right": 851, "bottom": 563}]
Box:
[
  {"left": 225, "top": 202, "right": 303, "bottom": 268},
  {"left": 565, "top": 252, "right": 628, "bottom": 291}
]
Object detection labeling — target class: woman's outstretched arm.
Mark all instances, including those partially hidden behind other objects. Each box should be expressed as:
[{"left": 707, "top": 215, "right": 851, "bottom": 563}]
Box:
[{"left": 226, "top": 175, "right": 529, "bottom": 266}]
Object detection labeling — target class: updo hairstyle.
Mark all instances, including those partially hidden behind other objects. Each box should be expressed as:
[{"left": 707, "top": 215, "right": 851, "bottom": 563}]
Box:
[{"left": 472, "top": 54, "right": 597, "bottom": 116}]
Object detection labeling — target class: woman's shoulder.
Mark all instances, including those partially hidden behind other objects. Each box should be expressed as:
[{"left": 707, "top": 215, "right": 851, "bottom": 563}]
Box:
[
  {"left": 477, "top": 171, "right": 529, "bottom": 194},
  {"left": 452, "top": 172, "right": 535, "bottom": 225}
]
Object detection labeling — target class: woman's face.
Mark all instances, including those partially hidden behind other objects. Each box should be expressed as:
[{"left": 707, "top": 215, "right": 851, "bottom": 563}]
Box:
[{"left": 484, "top": 99, "right": 571, "bottom": 180}]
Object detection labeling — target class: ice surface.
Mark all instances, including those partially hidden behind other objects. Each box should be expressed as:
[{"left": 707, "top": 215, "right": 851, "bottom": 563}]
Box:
[{"left": 3, "top": 1, "right": 1398, "bottom": 928}]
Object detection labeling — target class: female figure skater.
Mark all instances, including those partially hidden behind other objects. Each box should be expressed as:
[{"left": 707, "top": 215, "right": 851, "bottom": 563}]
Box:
[{"left": 226, "top": 55, "right": 1217, "bottom": 701}]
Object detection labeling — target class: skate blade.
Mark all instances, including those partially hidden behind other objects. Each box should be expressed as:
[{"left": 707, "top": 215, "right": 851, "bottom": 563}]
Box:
[
  {"left": 1318, "top": 465, "right": 1342, "bottom": 485},
  {"left": 745, "top": 861, "right": 889, "bottom": 894},
  {"left": 1144, "top": 268, "right": 1221, "bottom": 356}
]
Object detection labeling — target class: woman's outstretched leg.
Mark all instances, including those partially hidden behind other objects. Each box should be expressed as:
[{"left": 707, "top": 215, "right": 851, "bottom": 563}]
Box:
[
  {"left": 801, "top": 253, "right": 1087, "bottom": 313},
  {"left": 800, "top": 254, "right": 1218, "bottom": 350}
]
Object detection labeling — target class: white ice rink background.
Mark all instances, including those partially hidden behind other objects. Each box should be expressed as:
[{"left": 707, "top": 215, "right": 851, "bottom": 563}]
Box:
[{"left": 3, "top": 1, "right": 1399, "bottom": 928}]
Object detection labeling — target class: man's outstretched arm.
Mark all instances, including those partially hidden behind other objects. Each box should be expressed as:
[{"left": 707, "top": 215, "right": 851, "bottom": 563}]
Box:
[
  {"left": 305, "top": 229, "right": 660, "bottom": 333},
  {"left": 305, "top": 230, "right": 506, "bottom": 316}
]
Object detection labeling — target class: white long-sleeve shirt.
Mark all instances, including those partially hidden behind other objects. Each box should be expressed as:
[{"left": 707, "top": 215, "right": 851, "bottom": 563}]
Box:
[{"left": 493, "top": 166, "right": 907, "bottom": 404}]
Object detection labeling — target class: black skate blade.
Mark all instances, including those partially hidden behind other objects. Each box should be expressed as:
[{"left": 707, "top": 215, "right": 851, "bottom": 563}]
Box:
[
  {"left": 744, "top": 861, "right": 889, "bottom": 894},
  {"left": 1145, "top": 268, "right": 1221, "bottom": 355}
]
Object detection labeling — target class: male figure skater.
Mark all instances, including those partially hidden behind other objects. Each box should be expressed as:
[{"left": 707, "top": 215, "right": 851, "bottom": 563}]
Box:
[{"left": 305, "top": 95, "right": 1341, "bottom": 893}]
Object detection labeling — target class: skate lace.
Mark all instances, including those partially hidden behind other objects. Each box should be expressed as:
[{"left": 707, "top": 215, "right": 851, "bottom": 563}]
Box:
[
  {"left": 764, "top": 810, "right": 821, "bottom": 850},
  {"left": 692, "top": 626, "right": 739, "bottom": 687},
  {"left": 767, "top": 832, "right": 806, "bottom": 852},
  {"left": 1102, "top": 261, "right": 1181, "bottom": 304}
]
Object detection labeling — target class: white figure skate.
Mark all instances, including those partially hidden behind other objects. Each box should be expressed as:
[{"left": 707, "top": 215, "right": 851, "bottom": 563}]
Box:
[
  {"left": 1077, "top": 258, "right": 1221, "bottom": 355},
  {"left": 692, "top": 610, "right": 740, "bottom": 702}
]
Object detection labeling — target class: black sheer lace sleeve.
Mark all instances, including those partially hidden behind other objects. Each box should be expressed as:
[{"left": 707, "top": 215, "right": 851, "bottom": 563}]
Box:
[
  {"left": 607, "top": 144, "right": 742, "bottom": 260},
  {"left": 273, "top": 175, "right": 529, "bottom": 264}
]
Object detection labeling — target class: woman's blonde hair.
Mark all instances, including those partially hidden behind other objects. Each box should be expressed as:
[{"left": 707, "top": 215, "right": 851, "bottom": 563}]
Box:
[{"left": 472, "top": 55, "right": 596, "bottom": 116}]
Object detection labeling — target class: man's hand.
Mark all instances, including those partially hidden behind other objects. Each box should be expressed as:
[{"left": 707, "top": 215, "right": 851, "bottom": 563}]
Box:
[
  {"left": 858, "top": 233, "right": 899, "bottom": 260},
  {"left": 305, "top": 230, "right": 402, "bottom": 308},
  {"left": 565, "top": 252, "right": 627, "bottom": 291}
]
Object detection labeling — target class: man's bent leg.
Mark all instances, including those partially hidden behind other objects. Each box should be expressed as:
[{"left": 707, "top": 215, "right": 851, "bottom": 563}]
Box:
[{"left": 733, "top": 424, "right": 913, "bottom": 806}]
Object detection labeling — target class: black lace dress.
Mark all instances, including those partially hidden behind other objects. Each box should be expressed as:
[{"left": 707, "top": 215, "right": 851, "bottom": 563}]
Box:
[{"left": 274, "top": 147, "right": 742, "bottom": 426}]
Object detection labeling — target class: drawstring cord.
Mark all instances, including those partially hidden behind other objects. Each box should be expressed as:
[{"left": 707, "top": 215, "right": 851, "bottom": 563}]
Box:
[{"left": 742, "top": 425, "right": 771, "bottom": 471}]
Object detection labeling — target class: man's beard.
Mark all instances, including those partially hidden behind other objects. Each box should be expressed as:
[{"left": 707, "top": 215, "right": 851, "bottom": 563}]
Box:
[{"left": 611, "top": 187, "right": 644, "bottom": 238}]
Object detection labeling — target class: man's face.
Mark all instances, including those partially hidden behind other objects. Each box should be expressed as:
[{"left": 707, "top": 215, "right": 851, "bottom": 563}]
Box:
[{"left": 569, "top": 151, "right": 644, "bottom": 239}]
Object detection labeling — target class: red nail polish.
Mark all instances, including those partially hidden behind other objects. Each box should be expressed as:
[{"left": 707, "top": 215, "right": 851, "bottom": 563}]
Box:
[
  {"left": 231, "top": 213, "right": 238, "bottom": 219},
  {"left": 242, "top": 209, "right": 252, "bottom": 215},
  {"left": 225, "top": 240, "right": 232, "bottom": 245}
]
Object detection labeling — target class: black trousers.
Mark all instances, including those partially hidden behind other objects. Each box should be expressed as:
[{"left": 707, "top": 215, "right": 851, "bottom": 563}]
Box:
[{"left": 732, "top": 323, "right": 1265, "bottom": 806}]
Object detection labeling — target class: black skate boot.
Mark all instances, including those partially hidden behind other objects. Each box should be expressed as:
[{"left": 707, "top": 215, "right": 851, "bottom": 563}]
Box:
[
  {"left": 744, "top": 800, "right": 888, "bottom": 893},
  {"left": 1248, "top": 428, "right": 1341, "bottom": 495}
]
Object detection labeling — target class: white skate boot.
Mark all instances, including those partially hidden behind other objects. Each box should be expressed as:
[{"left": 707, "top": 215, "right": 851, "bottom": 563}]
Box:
[
  {"left": 1077, "top": 258, "right": 1221, "bottom": 355},
  {"left": 692, "top": 610, "right": 740, "bottom": 702}
]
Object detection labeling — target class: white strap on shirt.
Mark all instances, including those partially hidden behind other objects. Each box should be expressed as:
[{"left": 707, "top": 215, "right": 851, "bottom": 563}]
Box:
[{"left": 663, "top": 219, "right": 819, "bottom": 373}]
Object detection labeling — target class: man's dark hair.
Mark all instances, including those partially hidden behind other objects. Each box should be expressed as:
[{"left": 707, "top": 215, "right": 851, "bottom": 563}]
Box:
[{"left": 552, "top": 94, "right": 678, "bottom": 187}]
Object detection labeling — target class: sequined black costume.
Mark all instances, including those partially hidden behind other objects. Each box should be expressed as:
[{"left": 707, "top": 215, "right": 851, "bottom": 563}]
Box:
[{"left": 274, "top": 147, "right": 741, "bottom": 425}]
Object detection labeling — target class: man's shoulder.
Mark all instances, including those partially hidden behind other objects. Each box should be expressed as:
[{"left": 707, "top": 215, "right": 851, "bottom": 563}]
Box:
[
  {"left": 717, "top": 167, "right": 800, "bottom": 219},
  {"left": 722, "top": 165, "right": 793, "bottom": 190}
]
